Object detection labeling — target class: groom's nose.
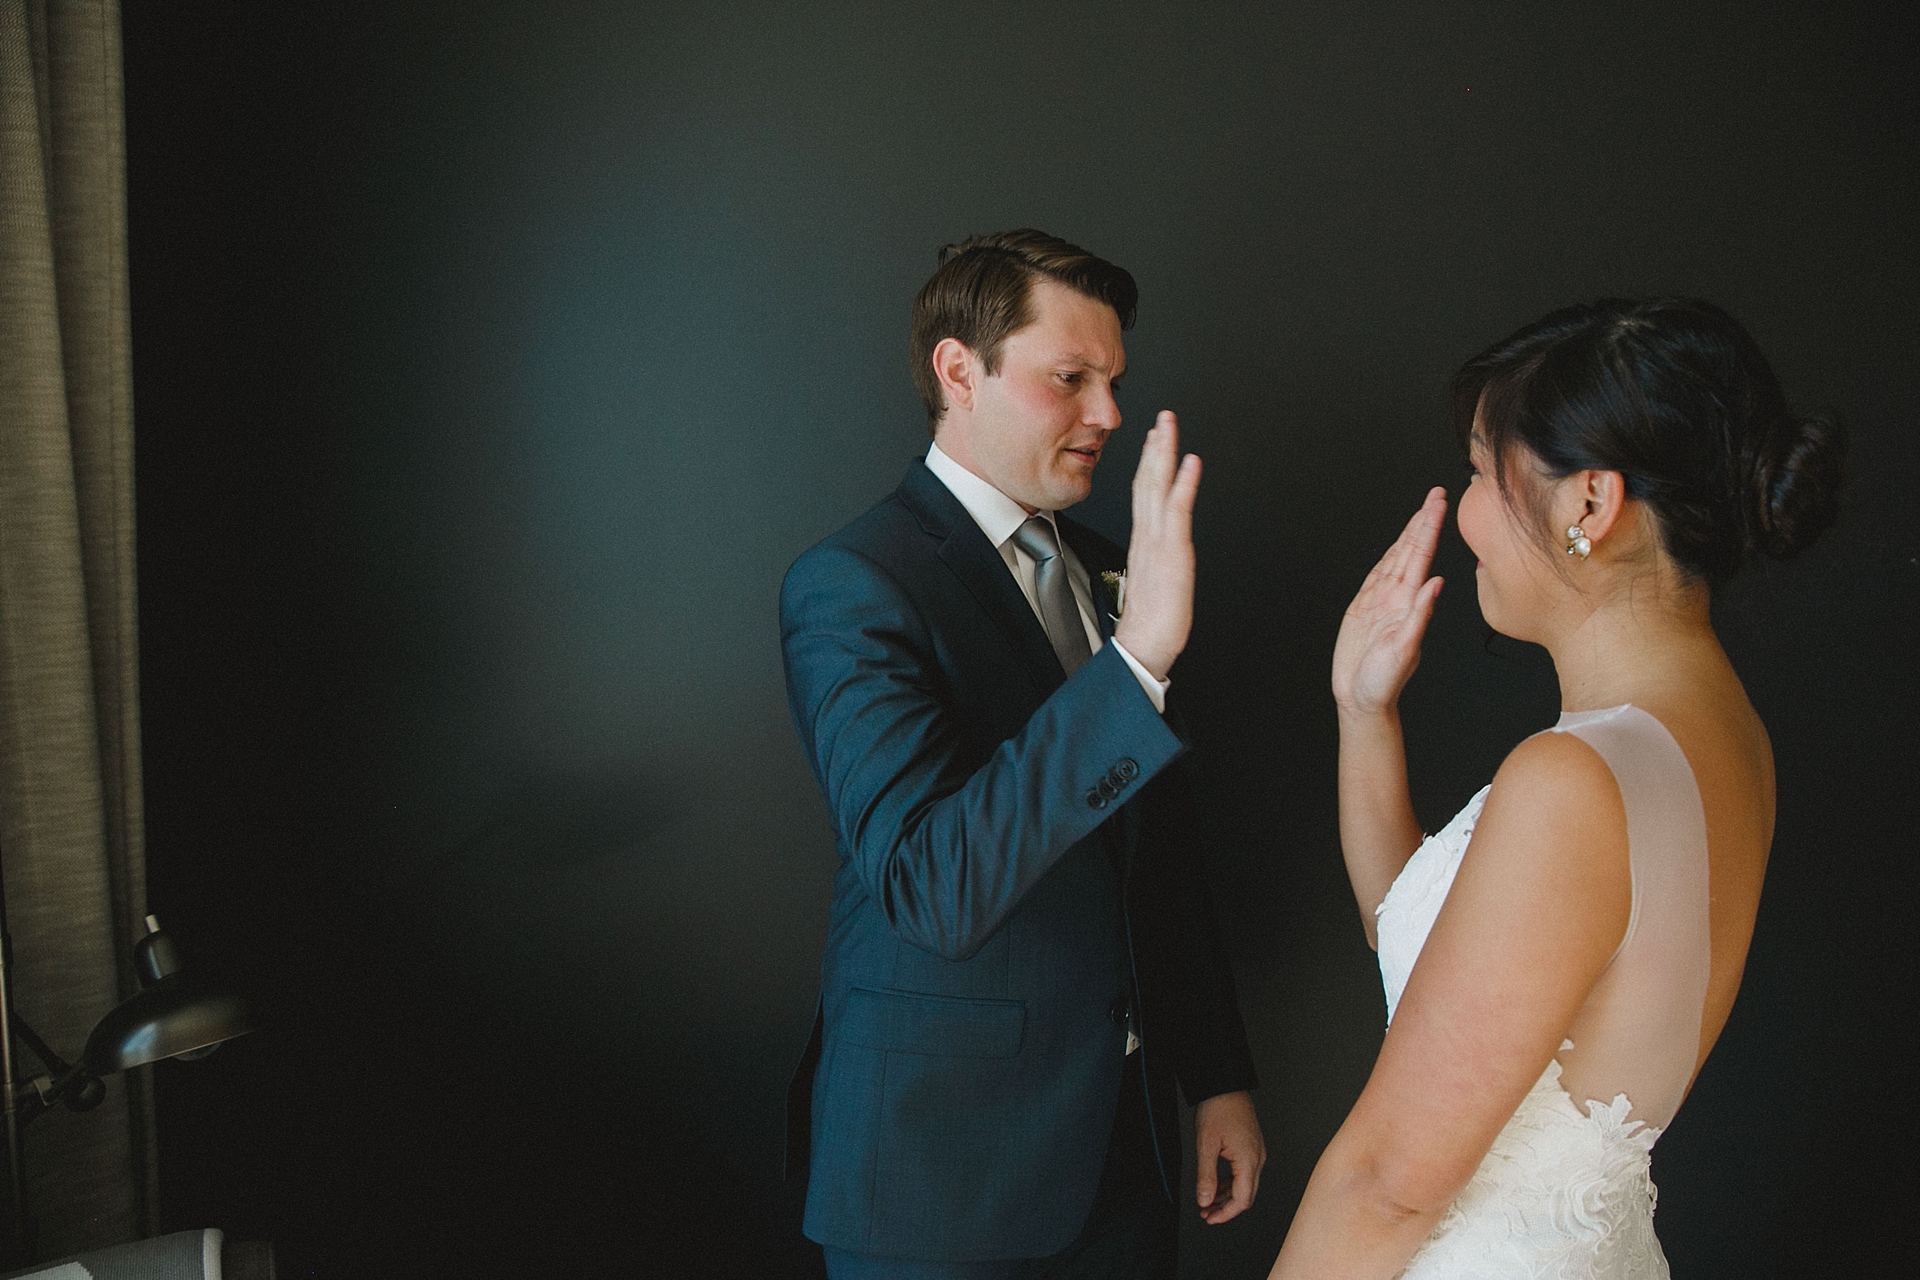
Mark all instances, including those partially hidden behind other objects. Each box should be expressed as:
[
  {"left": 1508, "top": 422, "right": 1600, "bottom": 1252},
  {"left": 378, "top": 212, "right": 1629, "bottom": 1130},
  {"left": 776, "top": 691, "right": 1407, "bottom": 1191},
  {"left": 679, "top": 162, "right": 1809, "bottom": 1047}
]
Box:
[{"left": 1086, "top": 383, "right": 1121, "bottom": 431}]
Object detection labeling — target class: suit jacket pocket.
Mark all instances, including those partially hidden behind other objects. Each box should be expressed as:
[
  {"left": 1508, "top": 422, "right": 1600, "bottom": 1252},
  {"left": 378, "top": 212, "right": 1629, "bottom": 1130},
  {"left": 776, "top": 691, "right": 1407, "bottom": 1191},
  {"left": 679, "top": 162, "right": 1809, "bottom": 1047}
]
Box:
[{"left": 839, "top": 987, "right": 1024, "bottom": 1059}]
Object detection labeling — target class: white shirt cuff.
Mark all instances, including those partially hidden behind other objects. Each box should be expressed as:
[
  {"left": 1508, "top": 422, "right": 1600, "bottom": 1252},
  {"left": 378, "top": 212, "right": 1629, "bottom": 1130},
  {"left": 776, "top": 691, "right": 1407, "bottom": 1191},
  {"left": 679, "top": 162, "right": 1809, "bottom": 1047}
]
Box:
[{"left": 1109, "top": 639, "right": 1169, "bottom": 714}]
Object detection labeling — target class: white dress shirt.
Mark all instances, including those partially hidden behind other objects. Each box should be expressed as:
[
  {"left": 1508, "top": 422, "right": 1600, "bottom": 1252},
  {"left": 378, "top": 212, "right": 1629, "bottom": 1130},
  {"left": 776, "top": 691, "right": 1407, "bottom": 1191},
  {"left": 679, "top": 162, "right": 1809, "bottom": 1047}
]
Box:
[{"left": 925, "top": 443, "right": 1169, "bottom": 713}]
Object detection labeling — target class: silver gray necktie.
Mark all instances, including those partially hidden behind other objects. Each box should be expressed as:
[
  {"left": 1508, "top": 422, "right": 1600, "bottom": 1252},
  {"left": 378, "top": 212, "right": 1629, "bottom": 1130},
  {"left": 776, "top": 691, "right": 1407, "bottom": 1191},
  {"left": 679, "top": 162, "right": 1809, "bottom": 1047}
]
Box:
[{"left": 1010, "top": 516, "right": 1094, "bottom": 676}]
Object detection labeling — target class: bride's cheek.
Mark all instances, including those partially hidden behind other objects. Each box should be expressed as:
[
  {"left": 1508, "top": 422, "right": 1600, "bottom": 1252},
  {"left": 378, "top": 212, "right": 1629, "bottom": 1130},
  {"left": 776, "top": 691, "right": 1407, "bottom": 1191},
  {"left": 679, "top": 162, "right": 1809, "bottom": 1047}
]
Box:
[{"left": 1457, "top": 488, "right": 1491, "bottom": 563}]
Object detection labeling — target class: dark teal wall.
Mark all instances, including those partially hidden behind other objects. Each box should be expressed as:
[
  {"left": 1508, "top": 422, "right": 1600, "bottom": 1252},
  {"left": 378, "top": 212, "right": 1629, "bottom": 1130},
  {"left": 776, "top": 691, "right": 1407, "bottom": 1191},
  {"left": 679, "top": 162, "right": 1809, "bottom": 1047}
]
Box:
[{"left": 124, "top": 2, "right": 1916, "bottom": 1275}]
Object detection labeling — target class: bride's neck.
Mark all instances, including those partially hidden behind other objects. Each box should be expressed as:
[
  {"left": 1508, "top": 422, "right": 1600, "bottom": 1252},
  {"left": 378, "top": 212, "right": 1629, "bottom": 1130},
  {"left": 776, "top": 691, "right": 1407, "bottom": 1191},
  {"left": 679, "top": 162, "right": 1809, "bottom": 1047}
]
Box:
[{"left": 1544, "top": 574, "right": 1722, "bottom": 712}]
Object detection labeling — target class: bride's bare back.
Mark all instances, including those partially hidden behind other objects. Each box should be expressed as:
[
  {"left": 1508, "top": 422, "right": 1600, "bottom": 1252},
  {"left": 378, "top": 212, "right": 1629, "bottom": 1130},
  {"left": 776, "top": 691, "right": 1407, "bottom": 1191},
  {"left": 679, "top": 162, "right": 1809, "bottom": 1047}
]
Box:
[
  {"left": 1549, "top": 688, "right": 1769, "bottom": 1129},
  {"left": 1608, "top": 663, "right": 1775, "bottom": 1108}
]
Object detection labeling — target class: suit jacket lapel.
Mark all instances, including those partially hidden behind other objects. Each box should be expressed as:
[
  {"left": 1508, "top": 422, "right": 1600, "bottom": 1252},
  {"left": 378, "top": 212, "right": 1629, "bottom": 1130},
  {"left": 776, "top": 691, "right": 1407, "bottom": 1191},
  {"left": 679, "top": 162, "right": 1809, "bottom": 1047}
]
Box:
[{"left": 896, "top": 461, "right": 1065, "bottom": 696}]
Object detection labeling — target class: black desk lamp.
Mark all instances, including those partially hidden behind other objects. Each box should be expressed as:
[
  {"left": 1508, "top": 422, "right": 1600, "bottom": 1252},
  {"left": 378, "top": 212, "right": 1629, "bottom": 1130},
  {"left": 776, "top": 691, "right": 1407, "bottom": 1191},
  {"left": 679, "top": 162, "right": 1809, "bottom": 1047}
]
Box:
[
  {"left": 11, "top": 915, "right": 250, "bottom": 1118},
  {"left": 1, "top": 910, "right": 252, "bottom": 1264}
]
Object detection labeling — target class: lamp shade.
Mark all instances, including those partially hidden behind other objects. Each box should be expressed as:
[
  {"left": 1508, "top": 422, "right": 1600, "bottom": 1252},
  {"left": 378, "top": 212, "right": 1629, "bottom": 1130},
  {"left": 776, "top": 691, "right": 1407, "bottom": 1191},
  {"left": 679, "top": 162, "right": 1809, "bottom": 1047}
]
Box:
[{"left": 80, "top": 979, "right": 252, "bottom": 1075}]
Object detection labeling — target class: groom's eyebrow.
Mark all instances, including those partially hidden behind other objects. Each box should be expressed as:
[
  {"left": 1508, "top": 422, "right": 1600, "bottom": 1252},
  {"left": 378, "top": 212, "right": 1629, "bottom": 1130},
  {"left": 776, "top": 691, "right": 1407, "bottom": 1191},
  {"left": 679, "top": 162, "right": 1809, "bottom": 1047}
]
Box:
[{"left": 1060, "top": 353, "right": 1124, "bottom": 379}]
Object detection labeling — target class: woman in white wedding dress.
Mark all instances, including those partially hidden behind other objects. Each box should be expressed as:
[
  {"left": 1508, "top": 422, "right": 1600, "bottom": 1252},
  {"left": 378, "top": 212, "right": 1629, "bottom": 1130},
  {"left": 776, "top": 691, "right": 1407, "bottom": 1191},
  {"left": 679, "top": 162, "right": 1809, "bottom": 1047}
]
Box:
[{"left": 1267, "top": 298, "right": 1845, "bottom": 1279}]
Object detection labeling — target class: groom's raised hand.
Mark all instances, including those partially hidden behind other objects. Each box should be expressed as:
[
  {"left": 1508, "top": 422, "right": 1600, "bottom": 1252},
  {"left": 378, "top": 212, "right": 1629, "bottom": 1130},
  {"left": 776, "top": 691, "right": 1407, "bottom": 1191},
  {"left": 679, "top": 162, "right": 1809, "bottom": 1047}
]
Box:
[{"left": 1113, "top": 411, "right": 1202, "bottom": 682}]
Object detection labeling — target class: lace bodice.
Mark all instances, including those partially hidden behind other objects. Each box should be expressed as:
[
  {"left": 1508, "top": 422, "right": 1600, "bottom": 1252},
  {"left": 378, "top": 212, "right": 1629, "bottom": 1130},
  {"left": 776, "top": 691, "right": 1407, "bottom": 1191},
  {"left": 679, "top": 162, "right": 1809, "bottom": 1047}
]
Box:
[{"left": 1373, "top": 705, "right": 1709, "bottom": 1278}]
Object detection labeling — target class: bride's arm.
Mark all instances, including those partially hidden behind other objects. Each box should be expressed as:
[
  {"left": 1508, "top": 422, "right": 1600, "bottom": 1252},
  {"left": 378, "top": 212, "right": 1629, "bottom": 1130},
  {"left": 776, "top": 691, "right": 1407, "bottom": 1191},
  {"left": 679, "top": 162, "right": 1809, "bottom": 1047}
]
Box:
[
  {"left": 1336, "top": 705, "right": 1421, "bottom": 951},
  {"left": 1331, "top": 488, "right": 1447, "bottom": 948},
  {"left": 1268, "top": 733, "right": 1632, "bottom": 1280}
]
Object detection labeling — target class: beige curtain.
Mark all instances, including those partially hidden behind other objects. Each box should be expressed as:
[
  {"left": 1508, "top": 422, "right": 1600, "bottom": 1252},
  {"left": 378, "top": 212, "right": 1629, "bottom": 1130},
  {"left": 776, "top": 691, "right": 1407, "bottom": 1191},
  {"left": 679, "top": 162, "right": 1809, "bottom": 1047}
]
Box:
[{"left": 0, "top": 0, "right": 153, "bottom": 1257}]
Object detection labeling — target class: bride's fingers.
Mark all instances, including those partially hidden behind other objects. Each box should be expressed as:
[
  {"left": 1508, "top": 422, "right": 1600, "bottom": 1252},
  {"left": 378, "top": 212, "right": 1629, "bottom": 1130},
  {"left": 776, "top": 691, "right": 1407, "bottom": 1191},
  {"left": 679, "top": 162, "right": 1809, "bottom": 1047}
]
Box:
[
  {"left": 1359, "top": 576, "right": 1441, "bottom": 662},
  {"left": 1361, "top": 543, "right": 1422, "bottom": 609},
  {"left": 1381, "top": 487, "right": 1448, "bottom": 584},
  {"left": 1378, "top": 517, "right": 1420, "bottom": 583},
  {"left": 1366, "top": 527, "right": 1418, "bottom": 590},
  {"left": 1401, "top": 576, "right": 1444, "bottom": 647},
  {"left": 1402, "top": 488, "right": 1449, "bottom": 575},
  {"left": 1370, "top": 518, "right": 1423, "bottom": 591}
]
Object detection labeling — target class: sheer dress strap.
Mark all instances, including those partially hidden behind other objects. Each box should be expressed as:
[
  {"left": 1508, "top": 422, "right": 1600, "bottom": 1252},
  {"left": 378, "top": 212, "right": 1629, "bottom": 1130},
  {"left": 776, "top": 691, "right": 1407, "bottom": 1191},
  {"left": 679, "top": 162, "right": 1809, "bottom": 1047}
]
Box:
[{"left": 1547, "top": 705, "right": 1712, "bottom": 1132}]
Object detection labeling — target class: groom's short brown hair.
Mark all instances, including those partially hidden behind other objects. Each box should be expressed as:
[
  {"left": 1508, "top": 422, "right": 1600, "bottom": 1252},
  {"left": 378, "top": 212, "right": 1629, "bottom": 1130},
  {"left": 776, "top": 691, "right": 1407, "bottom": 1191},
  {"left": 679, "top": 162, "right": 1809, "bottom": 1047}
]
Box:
[{"left": 910, "top": 229, "right": 1138, "bottom": 431}]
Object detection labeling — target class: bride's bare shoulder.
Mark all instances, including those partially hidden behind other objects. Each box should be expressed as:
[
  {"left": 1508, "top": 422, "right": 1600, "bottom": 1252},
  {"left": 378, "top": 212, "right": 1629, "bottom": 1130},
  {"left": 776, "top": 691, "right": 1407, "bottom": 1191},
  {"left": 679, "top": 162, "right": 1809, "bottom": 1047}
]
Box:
[
  {"left": 1464, "top": 731, "right": 1630, "bottom": 890},
  {"left": 1424, "top": 730, "right": 1632, "bottom": 982},
  {"left": 1485, "top": 730, "right": 1621, "bottom": 823}
]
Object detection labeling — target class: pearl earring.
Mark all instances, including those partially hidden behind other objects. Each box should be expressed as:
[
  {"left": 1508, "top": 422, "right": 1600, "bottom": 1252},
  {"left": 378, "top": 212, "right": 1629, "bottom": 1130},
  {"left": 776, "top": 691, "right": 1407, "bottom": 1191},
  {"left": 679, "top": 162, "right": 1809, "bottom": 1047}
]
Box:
[{"left": 1565, "top": 525, "right": 1592, "bottom": 559}]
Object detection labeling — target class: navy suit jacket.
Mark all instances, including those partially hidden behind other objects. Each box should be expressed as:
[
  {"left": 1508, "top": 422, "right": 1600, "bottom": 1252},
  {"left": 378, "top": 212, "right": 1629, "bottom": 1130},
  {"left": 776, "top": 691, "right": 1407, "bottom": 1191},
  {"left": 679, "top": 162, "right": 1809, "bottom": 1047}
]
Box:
[{"left": 780, "top": 459, "right": 1258, "bottom": 1261}]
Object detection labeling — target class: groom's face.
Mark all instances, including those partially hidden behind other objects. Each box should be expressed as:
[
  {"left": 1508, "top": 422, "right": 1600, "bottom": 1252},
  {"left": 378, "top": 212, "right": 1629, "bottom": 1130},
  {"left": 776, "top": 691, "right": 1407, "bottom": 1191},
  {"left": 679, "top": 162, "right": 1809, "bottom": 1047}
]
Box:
[{"left": 946, "top": 280, "right": 1126, "bottom": 512}]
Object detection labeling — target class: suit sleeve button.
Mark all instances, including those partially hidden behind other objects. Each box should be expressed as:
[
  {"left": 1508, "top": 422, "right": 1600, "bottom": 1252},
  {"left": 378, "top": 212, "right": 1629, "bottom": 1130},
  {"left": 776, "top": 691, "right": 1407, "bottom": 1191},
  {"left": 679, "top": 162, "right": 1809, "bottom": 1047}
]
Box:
[
  {"left": 1086, "top": 790, "right": 1108, "bottom": 809},
  {"left": 1115, "top": 758, "right": 1139, "bottom": 781}
]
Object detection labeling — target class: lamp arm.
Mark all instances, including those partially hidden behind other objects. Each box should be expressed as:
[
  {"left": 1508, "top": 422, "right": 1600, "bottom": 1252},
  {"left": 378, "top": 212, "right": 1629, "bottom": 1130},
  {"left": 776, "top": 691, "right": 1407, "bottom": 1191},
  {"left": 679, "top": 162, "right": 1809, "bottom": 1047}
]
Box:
[
  {"left": 7, "top": 1063, "right": 103, "bottom": 1129},
  {"left": 6, "top": 1013, "right": 70, "bottom": 1078},
  {"left": 7, "top": 1074, "right": 54, "bottom": 1127},
  {"left": 3, "top": 1016, "right": 105, "bottom": 1126}
]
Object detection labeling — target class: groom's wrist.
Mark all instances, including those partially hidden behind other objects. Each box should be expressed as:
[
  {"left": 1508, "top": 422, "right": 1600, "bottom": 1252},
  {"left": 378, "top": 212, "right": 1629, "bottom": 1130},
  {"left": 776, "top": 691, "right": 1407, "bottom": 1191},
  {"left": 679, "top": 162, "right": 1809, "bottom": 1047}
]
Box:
[
  {"left": 1110, "top": 639, "right": 1169, "bottom": 713},
  {"left": 1111, "top": 617, "right": 1178, "bottom": 681}
]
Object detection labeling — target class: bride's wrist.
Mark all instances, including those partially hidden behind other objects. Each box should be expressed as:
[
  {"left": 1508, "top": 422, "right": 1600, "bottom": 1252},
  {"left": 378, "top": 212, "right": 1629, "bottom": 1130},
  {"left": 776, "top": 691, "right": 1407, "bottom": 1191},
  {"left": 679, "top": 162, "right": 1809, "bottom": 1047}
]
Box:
[{"left": 1334, "top": 698, "right": 1400, "bottom": 726}]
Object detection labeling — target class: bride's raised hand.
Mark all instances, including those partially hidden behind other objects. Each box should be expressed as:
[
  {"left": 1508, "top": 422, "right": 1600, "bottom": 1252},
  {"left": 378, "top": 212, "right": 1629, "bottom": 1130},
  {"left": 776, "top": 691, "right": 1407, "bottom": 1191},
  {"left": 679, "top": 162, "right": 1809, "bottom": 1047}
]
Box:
[{"left": 1331, "top": 487, "right": 1447, "bottom": 716}]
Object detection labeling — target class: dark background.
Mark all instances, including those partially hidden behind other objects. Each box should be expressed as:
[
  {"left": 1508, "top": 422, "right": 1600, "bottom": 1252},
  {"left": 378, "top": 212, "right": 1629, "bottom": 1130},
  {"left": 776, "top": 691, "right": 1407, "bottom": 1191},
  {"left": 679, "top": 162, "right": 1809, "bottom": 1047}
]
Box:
[{"left": 119, "top": 2, "right": 1915, "bottom": 1276}]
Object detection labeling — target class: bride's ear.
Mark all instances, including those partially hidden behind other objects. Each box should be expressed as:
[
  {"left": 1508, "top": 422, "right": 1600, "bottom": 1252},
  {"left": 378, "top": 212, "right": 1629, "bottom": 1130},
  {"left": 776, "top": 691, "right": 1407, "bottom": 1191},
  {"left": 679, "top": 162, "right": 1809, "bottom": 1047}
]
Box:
[{"left": 1565, "top": 469, "right": 1627, "bottom": 548}]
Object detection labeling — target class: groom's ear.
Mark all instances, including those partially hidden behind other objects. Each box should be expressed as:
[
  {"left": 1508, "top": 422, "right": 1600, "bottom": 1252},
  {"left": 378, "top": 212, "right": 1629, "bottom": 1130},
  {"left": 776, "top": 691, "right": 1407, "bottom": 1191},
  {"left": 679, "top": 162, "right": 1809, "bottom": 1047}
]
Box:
[{"left": 931, "top": 337, "right": 978, "bottom": 414}]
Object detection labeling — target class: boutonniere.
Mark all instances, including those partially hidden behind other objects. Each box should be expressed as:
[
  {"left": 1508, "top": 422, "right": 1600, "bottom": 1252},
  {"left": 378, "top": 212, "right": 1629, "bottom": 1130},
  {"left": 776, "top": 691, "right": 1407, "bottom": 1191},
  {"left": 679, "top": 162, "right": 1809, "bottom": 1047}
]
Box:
[{"left": 1100, "top": 569, "right": 1127, "bottom": 620}]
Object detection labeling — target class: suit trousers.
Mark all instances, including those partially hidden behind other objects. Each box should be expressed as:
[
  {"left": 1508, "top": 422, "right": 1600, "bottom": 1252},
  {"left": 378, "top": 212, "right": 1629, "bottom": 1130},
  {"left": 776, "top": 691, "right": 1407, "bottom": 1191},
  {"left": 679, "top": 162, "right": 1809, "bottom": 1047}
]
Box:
[{"left": 821, "top": 1052, "right": 1177, "bottom": 1280}]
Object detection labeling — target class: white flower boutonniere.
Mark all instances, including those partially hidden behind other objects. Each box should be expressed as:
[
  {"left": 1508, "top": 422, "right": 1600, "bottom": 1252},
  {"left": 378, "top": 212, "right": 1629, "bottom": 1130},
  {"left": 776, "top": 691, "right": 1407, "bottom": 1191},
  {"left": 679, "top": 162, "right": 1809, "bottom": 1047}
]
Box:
[{"left": 1100, "top": 570, "right": 1126, "bottom": 621}]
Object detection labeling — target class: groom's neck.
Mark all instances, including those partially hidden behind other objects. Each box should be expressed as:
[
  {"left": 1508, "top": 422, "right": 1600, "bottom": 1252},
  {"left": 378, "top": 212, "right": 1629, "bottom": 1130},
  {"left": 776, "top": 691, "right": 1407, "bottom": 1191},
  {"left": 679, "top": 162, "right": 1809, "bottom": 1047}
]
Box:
[{"left": 931, "top": 429, "right": 1040, "bottom": 516}]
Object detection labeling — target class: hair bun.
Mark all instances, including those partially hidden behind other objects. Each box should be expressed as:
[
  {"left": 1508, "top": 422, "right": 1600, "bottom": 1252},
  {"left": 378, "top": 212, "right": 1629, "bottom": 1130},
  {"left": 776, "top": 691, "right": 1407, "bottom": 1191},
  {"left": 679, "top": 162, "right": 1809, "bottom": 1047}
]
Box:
[
  {"left": 1750, "top": 412, "right": 1847, "bottom": 560},
  {"left": 1455, "top": 297, "right": 1846, "bottom": 586}
]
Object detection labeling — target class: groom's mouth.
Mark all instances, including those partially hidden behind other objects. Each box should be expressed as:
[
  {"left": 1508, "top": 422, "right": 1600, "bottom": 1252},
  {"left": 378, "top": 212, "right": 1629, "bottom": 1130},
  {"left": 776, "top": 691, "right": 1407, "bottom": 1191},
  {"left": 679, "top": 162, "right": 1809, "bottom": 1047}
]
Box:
[{"left": 1065, "top": 445, "right": 1103, "bottom": 467}]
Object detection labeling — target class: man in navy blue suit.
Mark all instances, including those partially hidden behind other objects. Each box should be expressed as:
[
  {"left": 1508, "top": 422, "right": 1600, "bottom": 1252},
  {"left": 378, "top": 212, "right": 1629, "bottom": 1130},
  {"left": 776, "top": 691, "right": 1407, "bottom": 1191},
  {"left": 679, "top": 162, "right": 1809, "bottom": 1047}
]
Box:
[{"left": 781, "top": 230, "right": 1263, "bottom": 1278}]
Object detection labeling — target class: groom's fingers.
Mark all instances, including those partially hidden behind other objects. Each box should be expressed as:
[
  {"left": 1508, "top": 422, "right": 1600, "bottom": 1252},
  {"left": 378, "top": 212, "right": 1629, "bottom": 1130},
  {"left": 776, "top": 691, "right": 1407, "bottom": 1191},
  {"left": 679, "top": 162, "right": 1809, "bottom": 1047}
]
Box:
[
  {"left": 1227, "top": 1153, "right": 1257, "bottom": 1221},
  {"left": 1193, "top": 1092, "right": 1264, "bottom": 1224},
  {"left": 1134, "top": 412, "right": 1201, "bottom": 523},
  {"left": 1152, "top": 409, "right": 1178, "bottom": 469},
  {"left": 1166, "top": 452, "right": 1202, "bottom": 520},
  {"left": 1198, "top": 1151, "right": 1256, "bottom": 1224},
  {"left": 1195, "top": 1146, "right": 1218, "bottom": 1210},
  {"left": 1131, "top": 411, "right": 1178, "bottom": 508}
]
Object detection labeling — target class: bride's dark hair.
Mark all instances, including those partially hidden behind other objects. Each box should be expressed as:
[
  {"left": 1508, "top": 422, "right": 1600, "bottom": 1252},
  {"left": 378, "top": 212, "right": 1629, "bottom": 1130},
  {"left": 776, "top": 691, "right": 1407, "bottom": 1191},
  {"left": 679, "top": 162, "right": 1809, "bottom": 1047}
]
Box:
[{"left": 1452, "top": 298, "right": 1846, "bottom": 588}]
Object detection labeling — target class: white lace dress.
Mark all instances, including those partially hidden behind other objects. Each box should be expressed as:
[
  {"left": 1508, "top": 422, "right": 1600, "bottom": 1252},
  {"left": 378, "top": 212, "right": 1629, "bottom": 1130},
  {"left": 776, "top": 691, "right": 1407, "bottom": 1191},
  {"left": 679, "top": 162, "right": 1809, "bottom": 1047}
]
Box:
[{"left": 1375, "top": 706, "right": 1711, "bottom": 1279}]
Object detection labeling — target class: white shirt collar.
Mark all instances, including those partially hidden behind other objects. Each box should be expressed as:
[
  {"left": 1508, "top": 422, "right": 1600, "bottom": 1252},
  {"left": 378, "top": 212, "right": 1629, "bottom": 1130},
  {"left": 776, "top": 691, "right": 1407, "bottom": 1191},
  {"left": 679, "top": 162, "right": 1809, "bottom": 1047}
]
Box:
[{"left": 925, "top": 441, "right": 1057, "bottom": 548}]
